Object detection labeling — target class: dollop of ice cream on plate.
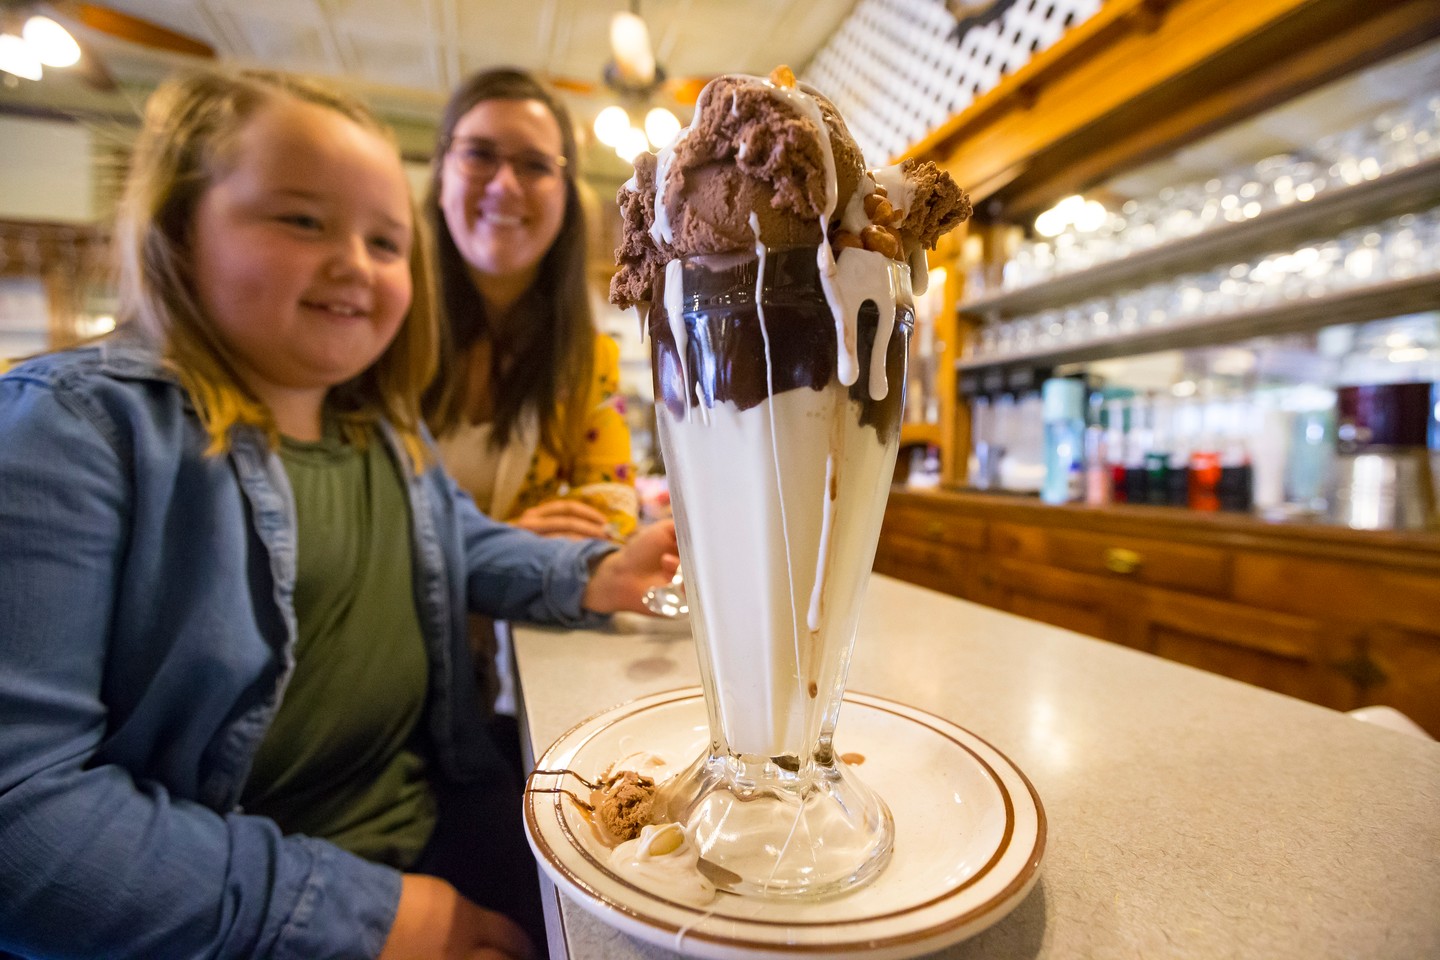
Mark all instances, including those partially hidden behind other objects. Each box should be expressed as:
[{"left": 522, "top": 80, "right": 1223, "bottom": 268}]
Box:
[{"left": 609, "top": 822, "right": 717, "bottom": 907}]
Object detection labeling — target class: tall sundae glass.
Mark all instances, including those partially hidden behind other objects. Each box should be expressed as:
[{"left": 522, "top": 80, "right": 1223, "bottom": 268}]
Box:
[
  {"left": 610, "top": 68, "right": 970, "bottom": 899},
  {"left": 651, "top": 246, "right": 909, "bottom": 897}
]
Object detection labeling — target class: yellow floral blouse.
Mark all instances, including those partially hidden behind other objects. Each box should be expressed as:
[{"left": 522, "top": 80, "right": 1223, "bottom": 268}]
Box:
[
  {"left": 437, "top": 334, "right": 638, "bottom": 540},
  {"left": 510, "top": 334, "right": 638, "bottom": 537}
]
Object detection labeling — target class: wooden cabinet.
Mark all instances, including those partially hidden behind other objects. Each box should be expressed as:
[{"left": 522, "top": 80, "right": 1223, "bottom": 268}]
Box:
[{"left": 875, "top": 489, "right": 1440, "bottom": 735}]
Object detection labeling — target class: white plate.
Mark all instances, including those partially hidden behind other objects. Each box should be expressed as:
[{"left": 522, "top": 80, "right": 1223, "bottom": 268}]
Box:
[{"left": 524, "top": 687, "right": 1046, "bottom": 959}]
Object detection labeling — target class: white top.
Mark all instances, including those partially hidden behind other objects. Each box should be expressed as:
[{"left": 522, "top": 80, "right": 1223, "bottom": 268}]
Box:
[
  {"left": 434, "top": 410, "right": 539, "bottom": 521},
  {"left": 512, "top": 575, "right": 1440, "bottom": 960},
  {"left": 434, "top": 421, "right": 500, "bottom": 512}
]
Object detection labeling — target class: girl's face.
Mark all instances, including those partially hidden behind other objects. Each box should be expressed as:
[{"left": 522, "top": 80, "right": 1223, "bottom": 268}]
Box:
[
  {"left": 190, "top": 98, "right": 413, "bottom": 415},
  {"left": 438, "top": 98, "right": 569, "bottom": 294}
]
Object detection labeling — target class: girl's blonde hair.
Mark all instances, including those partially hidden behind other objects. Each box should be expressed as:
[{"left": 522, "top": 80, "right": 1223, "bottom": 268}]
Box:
[{"left": 115, "top": 68, "right": 437, "bottom": 468}]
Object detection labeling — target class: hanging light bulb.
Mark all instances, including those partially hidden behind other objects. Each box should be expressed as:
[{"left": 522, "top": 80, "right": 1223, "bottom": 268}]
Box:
[
  {"left": 22, "top": 16, "right": 81, "bottom": 68},
  {"left": 615, "top": 126, "right": 650, "bottom": 163},
  {"left": 644, "top": 107, "right": 680, "bottom": 149},
  {"left": 609, "top": 10, "right": 655, "bottom": 87},
  {"left": 0, "top": 34, "right": 43, "bottom": 81},
  {"left": 593, "top": 105, "right": 632, "bottom": 148}
]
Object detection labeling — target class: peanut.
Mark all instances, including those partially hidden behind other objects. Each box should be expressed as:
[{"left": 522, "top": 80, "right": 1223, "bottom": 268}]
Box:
[
  {"left": 769, "top": 65, "right": 796, "bottom": 88},
  {"left": 863, "top": 193, "right": 895, "bottom": 225},
  {"left": 860, "top": 224, "right": 901, "bottom": 260}
]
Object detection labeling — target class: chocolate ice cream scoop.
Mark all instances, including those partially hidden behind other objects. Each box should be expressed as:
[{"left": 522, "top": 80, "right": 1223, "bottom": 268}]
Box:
[
  {"left": 591, "top": 770, "right": 658, "bottom": 846},
  {"left": 611, "top": 67, "right": 970, "bottom": 312},
  {"left": 527, "top": 767, "right": 659, "bottom": 846}
]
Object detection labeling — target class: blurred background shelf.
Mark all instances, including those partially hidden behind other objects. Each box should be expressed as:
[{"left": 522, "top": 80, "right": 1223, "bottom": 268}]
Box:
[
  {"left": 956, "top": 270, "right": 1440, "bottom": 373},
  {"left": 959, "top": 156, "right": 1440, "bottom": 319}
]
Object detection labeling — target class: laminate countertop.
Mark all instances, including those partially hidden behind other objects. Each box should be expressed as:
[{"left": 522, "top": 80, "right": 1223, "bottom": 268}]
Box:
[{"left": 511, "top": 575, "right": 1440, "bottom": 959}]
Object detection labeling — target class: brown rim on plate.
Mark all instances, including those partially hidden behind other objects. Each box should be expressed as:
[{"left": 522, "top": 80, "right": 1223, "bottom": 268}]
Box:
[{"left": 524, "top": 687, "right": 1047, "bottom": 954}]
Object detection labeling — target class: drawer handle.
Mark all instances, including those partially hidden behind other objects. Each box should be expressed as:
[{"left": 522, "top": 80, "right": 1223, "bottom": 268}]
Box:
[{"left": 1104, "top": 547, "right": 1143, "bottom": 575}]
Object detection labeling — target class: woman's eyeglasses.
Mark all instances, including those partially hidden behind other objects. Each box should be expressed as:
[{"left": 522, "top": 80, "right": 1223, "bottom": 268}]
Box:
[{"left": 446, "top": 137, "right": 567, "bottom": 184}]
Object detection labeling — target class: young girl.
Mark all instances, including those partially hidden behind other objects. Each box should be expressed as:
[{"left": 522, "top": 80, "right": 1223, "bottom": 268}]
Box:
[{"left": 0, "top": 70, "right": 676, "bottom": 960}]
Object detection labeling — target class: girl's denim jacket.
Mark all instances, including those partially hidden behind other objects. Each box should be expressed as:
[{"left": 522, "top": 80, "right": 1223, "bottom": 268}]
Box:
[{"left": 0, "top": 339, "right": 614, "bottom": 959}]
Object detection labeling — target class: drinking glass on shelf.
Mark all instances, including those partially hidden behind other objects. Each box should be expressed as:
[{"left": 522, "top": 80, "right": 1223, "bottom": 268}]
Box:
[
  {"left": 977, "top": 323, "right": 999, "bottom": 359},
  {"left": 996, "top": 317, "right": 1018, "bottom": 357}
]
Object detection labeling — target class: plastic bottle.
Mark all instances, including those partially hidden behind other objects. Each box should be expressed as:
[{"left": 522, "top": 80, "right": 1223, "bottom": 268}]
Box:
[
  {"left": 1146, "top": 394, "right": 1172, "bottom": 506},
  {"left": 991, "top": 392, "right": 1015, "bottom": 490},
  {"left": 1124, "top": 393, "right": 1152, "bottom": 505},
  {"left": 1251, "top": 391, "right": 1291, "bottom": 515},
  {"left": 1084, "top": 391, "right": 1111, "bottom": 505},
  {"left": 969, "top": 394, "right": 995, "bottom": 490},
  {"left": 1007, "top": 390, "right": 1047, "bottom": 494},
  {"left": 1168, "top": 396, "right": 1198, "bottom": 507},
  {"left": 1217, "top": 394, "right": 1254, "bottom": 512},
  {"left": 1105, "top": 397, "right": 1129, "bottom": 502},
  {"left": 1188, "top": 391, "right": 1223, "bottom": 511},
  {"left": 1041, "top": 377, "right": 1086, "bottom": 505}
]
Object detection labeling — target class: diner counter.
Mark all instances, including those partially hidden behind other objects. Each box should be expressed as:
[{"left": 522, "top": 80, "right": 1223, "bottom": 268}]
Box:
[{"left": 511, "top": 575, "right": 1440, "bottom": 960}]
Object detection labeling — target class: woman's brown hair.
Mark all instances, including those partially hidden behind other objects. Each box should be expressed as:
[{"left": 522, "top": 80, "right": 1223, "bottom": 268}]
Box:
[
  {"left": 422, "top": 67, "right": 594, "bottom": 462},
  {"left": 114, "top": 68, "right": 437, "bottom": 467}
]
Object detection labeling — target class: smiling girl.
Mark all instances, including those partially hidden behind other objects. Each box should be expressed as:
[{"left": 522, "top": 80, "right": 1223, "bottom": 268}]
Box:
[{"left": 0, "top": 70, "right": 676, "bottom": 960}]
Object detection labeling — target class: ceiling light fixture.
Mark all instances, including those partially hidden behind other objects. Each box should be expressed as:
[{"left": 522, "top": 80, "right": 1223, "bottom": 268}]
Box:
[
  {"left": 588, "top": 1, "right": 685, "bottom": 163},
  {"left": 644, "top": 106, "right": 680, "bottom": 150},
  {"left": 593, "top": 105, "right": 633, "bottom": 148},
  {"left": 615, "top": 126, "right": 650, "bottom": 163},
  {"left": 608, "top": 10, "right": 655, "bottom": 88},
  {"left": 593, "top": 104, "right": 679, "bottom": 161},
  {"left": 0, "top": 13, "right": 87, "bottom": 82},
  {"left": 0, "top": 32, "right": 43, "bottom": 81},
  {"left": 22, "top": 15, "right": 80, "bottom": 67},
  {"left": 1034, "top": 195, "right": 1108, "bottom": 237}
]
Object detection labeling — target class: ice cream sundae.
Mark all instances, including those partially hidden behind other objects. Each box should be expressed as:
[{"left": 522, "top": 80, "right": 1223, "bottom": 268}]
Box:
[{"left": 610, "top": 66, "right": 969, "bottom": 899}]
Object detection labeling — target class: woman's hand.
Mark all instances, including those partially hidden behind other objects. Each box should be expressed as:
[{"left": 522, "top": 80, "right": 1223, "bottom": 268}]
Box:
[
  {"left": 582, "top": 520, "right": 680, "bottom": 615},
  {"left": 378, "top": 874, "right": 537, "bottom": 960},
  {"left": 512, "top": 500, "right": 612, "bottom": 541}
]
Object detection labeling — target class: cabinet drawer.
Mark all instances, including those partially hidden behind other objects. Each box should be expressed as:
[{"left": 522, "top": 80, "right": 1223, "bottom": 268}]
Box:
[
  {"left": 989, "top": 522, "right": 1231, "bottom": 597},
  {"left": 874, "top": 533, "right": 983, "bottom": 600},
  {"left": 1233, "top": 553, "right": 1440, "bottom": 635},
  {"left": 988, "top": 557, "right": 1138, "bottom": 645},
  {"left": 882, "top": 506, "right": 987, "bottom": 550},
  {"left": 1139, "top": 587, "right": 1353, "bottom": 709}
]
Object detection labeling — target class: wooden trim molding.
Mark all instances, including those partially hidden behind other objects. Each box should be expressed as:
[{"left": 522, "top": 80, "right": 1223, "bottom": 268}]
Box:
[{"left": 902, "top": 0, "right": 1440, "bottom": 217}]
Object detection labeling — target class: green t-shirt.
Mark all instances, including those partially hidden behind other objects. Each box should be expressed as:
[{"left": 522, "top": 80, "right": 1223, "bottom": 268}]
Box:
[{"left": 240, "top": 426, "right": 436, "bottom": 868}]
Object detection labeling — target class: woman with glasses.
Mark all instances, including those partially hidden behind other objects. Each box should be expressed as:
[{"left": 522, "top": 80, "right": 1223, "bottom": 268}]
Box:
[
  {"left": 424, "top": 68, "right": 638, "bottom": 547},
  {"left": 422, "top": 70, "right": 641, "bottom": 842}
]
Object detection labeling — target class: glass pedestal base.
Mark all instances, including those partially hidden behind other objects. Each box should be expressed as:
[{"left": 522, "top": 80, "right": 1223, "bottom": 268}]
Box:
[{"left": 655, "top": 749, "right": 894, "bottom": 899}]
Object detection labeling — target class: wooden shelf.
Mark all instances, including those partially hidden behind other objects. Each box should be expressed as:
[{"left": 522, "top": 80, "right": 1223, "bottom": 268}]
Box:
[
  {"left": 959, "top": 157, "right": 1440, "bottom": 318},
  {"left": 957, "top": 270, "right": 1440, "bottom": 372}
]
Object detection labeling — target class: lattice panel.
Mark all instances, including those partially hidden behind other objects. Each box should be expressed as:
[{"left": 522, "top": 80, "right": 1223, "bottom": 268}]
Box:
[{"left": 805, "top": 0, "right": 1102, "bottom": 165}]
